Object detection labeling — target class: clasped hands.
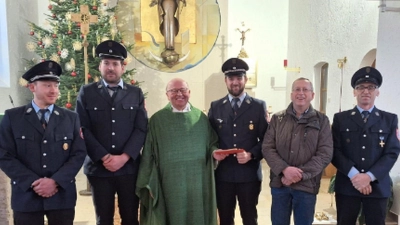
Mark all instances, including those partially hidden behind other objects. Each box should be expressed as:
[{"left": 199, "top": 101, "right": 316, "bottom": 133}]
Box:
[
  {"left": 212, "top": 149, "right": 252, "bottom": 164},
  {"left": 31, "top": 177, "right": 58, "bottom": 198},
  {"left": 281, "top": 166, "right": 303, "bottom": 186},
  {"left": 102, "top": 153, "right": 130, "bottom": 172},
  {"left": 351, "top": 173, "right": 372, "bottom": 195}
]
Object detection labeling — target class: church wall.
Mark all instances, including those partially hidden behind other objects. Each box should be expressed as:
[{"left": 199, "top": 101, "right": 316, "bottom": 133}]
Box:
[
  {"left": 0, "top": 0, "right": 34, "bottom": 111},
  {"left": 376, "top": 1, "right": 400, "bottom": 216},
  {"left": 286, "top": 0, "right": 380, "bottom": 121},
  {"left": 227, "top": 0, "right": 289, "bottom": 115}
]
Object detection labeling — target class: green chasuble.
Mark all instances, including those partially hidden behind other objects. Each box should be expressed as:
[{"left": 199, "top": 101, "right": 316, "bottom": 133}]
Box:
[{"left": 136, "top": 103, "right": 218, "bottom": 225}]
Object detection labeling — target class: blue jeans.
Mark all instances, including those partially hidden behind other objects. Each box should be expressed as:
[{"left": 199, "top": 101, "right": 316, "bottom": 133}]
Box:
[{"left": 271, "top": 187, "right": 316, "bottom": 225}]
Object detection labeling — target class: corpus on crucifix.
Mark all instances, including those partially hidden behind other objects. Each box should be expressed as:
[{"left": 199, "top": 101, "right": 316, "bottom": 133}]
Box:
[{"left": 71, "top": 5, "right": 98, "bottom": 84}]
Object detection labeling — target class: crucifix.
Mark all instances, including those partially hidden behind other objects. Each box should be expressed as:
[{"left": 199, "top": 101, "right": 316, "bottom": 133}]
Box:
[{"left": 71, "top": 5, "right": 98, "bottom": 84}]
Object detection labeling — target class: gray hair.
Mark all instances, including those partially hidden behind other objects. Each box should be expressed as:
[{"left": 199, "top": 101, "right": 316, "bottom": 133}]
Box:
[{"left": 291, "top": 77, "right": 314, "bottom": 91}]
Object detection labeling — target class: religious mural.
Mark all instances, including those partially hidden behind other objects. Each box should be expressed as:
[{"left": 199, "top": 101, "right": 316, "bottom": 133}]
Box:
[{"left": 116, "top": 0, "right": 220, "bottom": 72}]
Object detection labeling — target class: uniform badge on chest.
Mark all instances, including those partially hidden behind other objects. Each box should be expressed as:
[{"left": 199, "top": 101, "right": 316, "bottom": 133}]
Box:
[
  {"left": 249, "top": 121, "right": 254, "bottom": 130},
  {"left": 63, "top": 143, "right": 69, "bottom": 150}
]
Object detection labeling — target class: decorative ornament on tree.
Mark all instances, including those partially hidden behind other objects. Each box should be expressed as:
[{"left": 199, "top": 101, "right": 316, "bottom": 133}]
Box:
[
  {"left": 72, "top": 41, "right": 82, "bottom": 51},
  {"left": 60, "top": 49, "right": 69, "bottom": 58},
  {"left": 66, "top": 92, "right": 72, "bottom": 109},
  {"left": 42, "top": 36, "right": 53, "bottom": 48},
  {"left": 26, "top": 42, "right": 36, "bottom": 52},
  {"left": 24, "top": 0, "right": 142, "bottom": 110},
  {"left": 50, "top": 53, "right": 61, "bottom": 63}
]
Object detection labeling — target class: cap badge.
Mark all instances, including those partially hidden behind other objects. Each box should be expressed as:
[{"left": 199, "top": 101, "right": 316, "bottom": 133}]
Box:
[
  {"left": 109, "top": 49, "right": 113, "bottom": 53},
  {"left": 365, "top": 75, "right": 369, "bottom": 78},
  {"left": 233, "top": 66, "right": 236, "bottom": 69},
  {"left": 108, "top": 42, "right": 113, "bottom": 47},
  {"left": 48, "top": 62, "right": 53, "bottom": 68},
  {"left": 366, "top": 67, "right": 370, "bottom": 73}
]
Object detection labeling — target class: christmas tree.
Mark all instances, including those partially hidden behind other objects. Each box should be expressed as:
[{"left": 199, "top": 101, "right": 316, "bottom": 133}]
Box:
[{"left": 24, "top": 0, "right": 140, "bottom": 110}]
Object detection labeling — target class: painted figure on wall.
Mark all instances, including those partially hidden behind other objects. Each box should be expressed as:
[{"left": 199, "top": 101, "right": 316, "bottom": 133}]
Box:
[{"left": 149, "top": 0, "right": 188, "bottom": 67}]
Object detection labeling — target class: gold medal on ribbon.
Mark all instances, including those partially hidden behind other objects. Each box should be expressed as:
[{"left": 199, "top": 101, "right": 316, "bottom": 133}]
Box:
[
  {"left": 63, "top": 143, "right": 68, "bottom": 151},
  {"left": 249, "top": 124, "right": 254, "bottom": 130}
]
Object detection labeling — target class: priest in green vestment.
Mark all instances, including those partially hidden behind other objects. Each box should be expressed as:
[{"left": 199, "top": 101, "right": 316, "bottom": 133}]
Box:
[{"left": 136, "top": 78, "right": 218, "bottom": 225}]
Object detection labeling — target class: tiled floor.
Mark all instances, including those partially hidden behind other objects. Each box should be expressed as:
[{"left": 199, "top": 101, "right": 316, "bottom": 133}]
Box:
[{"left": 74, "top": 161, "right": 338, "bottom": 225}]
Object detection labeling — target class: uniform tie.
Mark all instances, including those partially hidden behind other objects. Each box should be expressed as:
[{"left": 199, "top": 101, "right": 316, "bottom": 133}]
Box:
[
  {"left": 107, "top": 85, "right": 120, "bottom": 98},
  {"left": 39, "top": 109, "right": 49, "bottom": 128},
  {"left": 361, "top": 111, "right": 370, "bottom": 123},
  {"left": 232, "top": 98, "right": 240, "bottom": 115}
]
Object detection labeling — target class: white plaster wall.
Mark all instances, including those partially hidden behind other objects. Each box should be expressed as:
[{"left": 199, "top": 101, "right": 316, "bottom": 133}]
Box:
[
  {"left": 227, "top": 0, "right": 289, "bottom": 114},
  {"left": 0, "top": 0, "right": 33, "bottom": 112},
  {"left": 376, "top": 1, "right": 400, "bottom": 216},
  {"left": 287, "top": 0, "right": 380, "bottom": 120}
]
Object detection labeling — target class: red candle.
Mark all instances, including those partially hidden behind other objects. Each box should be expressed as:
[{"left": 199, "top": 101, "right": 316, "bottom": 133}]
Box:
[{"left": 284, "top": 59, "right": 288, "bottom": 67}]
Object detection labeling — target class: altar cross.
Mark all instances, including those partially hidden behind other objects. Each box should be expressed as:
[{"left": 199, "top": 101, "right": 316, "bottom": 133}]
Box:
[
  {"left": 71, "top": 5, "right": 98, "bottom": 35},
  {"left": 71, "top": 5, "right": 98, "bottom": 84}
]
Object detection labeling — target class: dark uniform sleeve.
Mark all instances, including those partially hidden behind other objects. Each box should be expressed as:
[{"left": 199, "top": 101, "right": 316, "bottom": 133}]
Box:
[
  {"left": 76, "top": 85, "right": 109, "bottom": 161},
  {"left": 248, "top": 100, "right": 268, "bottom": 160},
  {"left": 120, "top": 88, "right": 147, "bottom": 160},
  {"left": 331, "top": 113, "right": 355, "bottom": 175},
  {"left": 0, "top": 111, "right": 40, "bottom": 191}
]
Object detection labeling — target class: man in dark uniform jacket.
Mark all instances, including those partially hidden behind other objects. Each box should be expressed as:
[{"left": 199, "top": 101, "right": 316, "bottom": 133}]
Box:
[
  {"left": 75, "top": 40, "right": 147, "bottom": 225},
  {"left": 0, "top": 61, "right": 86, "bottom": 225},
  {"left": 332, "top": 66, "right": 400, "bottom": 225},
  {"left": 208, "top": 58, "right": 268, "bottom": 225}
]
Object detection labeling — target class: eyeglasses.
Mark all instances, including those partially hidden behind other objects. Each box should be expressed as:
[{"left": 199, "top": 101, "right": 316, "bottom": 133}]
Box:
[
  {"left": 167, "top": 88, "right": 189, "bottom": 94},
  {"left": 355, "top": 85, "right": 378, "bottom": 92},
  {"left": 292, "top": 88, "right": 312, "bottom": 93}
]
